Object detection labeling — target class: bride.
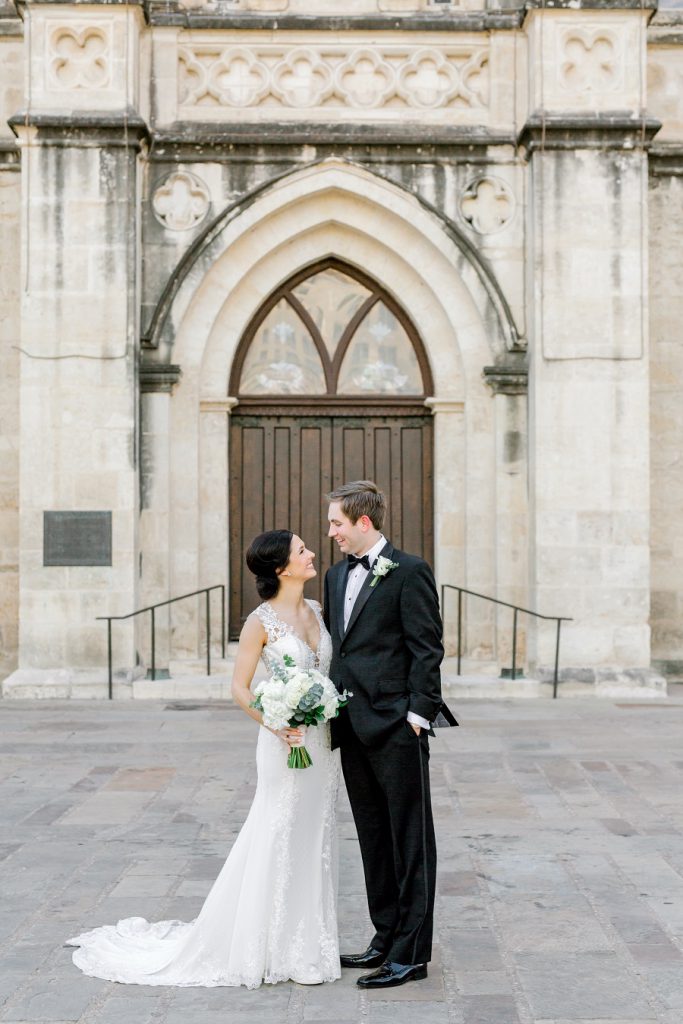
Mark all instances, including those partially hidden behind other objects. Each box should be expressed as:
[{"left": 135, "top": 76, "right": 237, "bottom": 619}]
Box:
[{"left": 67, "top": 529, "right": 341, "bottom": 988}]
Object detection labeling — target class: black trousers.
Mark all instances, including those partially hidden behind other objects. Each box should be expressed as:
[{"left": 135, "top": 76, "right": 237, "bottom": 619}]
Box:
[{"left": 340, "top": 720, "right": 436, "bottom": 965}]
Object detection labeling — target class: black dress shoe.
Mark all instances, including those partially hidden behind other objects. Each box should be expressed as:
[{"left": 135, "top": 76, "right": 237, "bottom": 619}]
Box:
[
  {"left": 356, "top": 960, "right": 428, "bottom": 989},
  {"left": 339, "top": 945, "right": 386, "bottom": 969}
]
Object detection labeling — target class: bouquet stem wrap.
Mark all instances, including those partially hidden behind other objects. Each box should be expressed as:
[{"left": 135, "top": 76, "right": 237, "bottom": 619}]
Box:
[{"left": 287, "top": 745, "right": 313, "bottom": 770}]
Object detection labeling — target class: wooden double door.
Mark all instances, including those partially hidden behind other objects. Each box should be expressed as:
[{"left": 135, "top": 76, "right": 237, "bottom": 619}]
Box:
[{"left": 229, "top": 404, "right": 433, "bottom": 637}]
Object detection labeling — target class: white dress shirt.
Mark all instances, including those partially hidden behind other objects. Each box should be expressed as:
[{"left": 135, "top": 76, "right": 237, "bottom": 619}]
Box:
[{"left": 343, "top": 535, "right": 431, "bottom": 732}]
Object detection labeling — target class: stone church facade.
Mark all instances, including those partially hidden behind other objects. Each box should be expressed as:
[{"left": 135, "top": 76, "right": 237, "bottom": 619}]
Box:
[{"left": 0, "top": 0, "right": 681, "bottom": 694}]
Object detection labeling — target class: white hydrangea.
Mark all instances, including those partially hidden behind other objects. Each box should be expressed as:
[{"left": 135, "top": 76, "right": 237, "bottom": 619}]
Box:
[
  {"left": 253, "top": 678, "right": 285, "bottom": 701},
  {"left": 260, "top": 698, "right": 290, "bottom": 730}
]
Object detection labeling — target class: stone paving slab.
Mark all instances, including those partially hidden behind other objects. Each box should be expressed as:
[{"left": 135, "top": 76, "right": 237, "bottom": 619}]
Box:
[{"left": 1, "top": 691, "right": 683, "bottom": 1023}]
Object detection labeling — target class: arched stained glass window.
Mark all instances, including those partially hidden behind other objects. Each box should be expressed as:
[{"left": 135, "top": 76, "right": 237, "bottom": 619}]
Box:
[
  {"left": 337, "top": 301, "right": 422, "bottom": 395},
  {"left": 233, "top": 259, "right": 431, "bottom": 398},
  {"left": 291, "top": 268, "right": 372, "bottom": 356},
  {"left": 239, "top": 298, "right": 326, "bottom": 395}
]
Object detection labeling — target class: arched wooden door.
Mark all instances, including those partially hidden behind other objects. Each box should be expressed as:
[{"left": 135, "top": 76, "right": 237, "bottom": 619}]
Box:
[{"left": 228, "top": 259, "right": 434, "bottom": 638}]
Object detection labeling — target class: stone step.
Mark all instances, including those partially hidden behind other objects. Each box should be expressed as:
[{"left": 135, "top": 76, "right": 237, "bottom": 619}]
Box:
[
  {"left": 2, "top": 662, "right": 667, "bottom": 701},
  {"left": 1, "top": 668, "right": 134, "bottom": 700},
  {"left": 132, "top": 672, "right": 542, "bottom": 701}
]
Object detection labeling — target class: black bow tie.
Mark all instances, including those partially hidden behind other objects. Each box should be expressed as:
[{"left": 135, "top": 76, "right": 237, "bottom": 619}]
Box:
[{"left": 347, "top": 554, "right": 371, "bottom": 571}]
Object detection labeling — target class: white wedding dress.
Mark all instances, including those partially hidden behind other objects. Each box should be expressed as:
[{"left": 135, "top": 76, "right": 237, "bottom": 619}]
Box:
[{"left": 67, "top": 599, "right": 341, "bottom": 988}]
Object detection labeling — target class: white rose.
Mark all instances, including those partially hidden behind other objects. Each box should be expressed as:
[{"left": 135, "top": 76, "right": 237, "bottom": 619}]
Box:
[
  {"left": 322, "top": 699, "right": 339, "bottom": 721},
  {"left": 321, "top": 679, "right": 338, "bottom": 702}
]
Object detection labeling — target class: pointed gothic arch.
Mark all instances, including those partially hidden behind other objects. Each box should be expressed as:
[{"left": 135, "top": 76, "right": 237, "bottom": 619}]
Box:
[
  {"left": 228, "top": 256, "right": 434, "bottom": 400},
  {"left": 227, "top": 257, "right": 436, "bottom": 634},
  {"left": 141, "top": 159, "right": 519, "bottom": 656}
]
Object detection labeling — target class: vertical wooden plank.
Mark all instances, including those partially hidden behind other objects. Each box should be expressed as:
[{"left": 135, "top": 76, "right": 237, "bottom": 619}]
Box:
[
  {"left": 289, "top": 419, "right": 302, "bottom": 541},
  {"left": 273, "top": 425, "right": 291, "bottom": 531},
  {"left": 373, "top": 424, "right": 392, "bottom": 498},
  {"left": 318, "top": 418, "right": 336, "bottom": 582},
  {"left": 342, "top": 425, "right": 365, "bottom": 481},
  {"left": 401, "top": 425, "right": 423, "bottom": 557},
  {"left": 364, "top": 420, "right": 375, "bottom": 483},
  {"left": 330, "top": 418, "right": 346, "bottom": 571},
  {"left": 240, "top": 424, "right": 265, "bottom": 628},
  {"left": 390, "top": 424, "right": 403, "bottom": 549},
  {"left": 262, "top": 419, "right": 275, "bottom": 529},
  {"left": 228, "top": 419, "right": 243, "bottom": 639},
  {"left": 422, "top": 418, "right": 434, "bottom": 566},
  {"left": 300, "top": 425, "right": 323, "bottom": 604}
]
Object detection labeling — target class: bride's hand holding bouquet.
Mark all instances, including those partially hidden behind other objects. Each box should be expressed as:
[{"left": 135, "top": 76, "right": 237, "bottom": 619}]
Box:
[{"left": 251, "top": 654, "right": 352, "bottom": 769}]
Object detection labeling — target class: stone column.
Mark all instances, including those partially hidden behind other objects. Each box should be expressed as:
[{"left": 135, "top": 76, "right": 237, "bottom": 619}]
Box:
[
  {"left": 646, "top": 39, "right": 683, "bottom": 683},
  {"left": 523, "top": 3, "right": 663, "bottom": 692},
  {"left": 424, "top": 399, "right": 465, "bottom": 656},
  {"left": 200, "top": 397, "right": 237, "bottom": 658},
  {"left": 138, "top": 366, "right": 181, "bottom": 679},
  {"left": 7, "top": 2, "right": 146, "bottom": 693},
  {"left": 0, "top": 6, "right": 22, "bottom": 680},
  {"left": 483, "top": 367, "right": 529, "bottom": 676}
]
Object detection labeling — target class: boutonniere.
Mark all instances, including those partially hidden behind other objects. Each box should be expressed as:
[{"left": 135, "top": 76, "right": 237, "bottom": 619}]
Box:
[{"left": 370, "top": 555, "right": 400, "bottom": 588}]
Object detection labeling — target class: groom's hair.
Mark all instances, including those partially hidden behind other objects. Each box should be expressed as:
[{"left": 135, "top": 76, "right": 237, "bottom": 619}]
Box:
[{"left": 327, "top": 480, "right": 386, "bottom": 530}]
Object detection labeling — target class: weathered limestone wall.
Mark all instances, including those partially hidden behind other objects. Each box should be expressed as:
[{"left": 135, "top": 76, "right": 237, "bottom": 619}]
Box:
[
  {"left": 2, "top": 0, "right": 681, "bottom": 691},
  {"left": 0, "top": 21, "right": 22, "bottom": 679},
  {"left": 525, "top": 7, "right": 658, "bottom": 688},
  {"left": 10, "top": 3, "right": 145, "bottom": 681},
  {"left": 648, "top": 33, "right": 683, "bottom": 680},
  {"left": 649, "top": 170, "right": 683, "bottom": 679}
]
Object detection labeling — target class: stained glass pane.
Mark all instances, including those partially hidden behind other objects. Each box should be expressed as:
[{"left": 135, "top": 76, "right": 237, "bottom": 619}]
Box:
[
  {"left": 337, "top": 301, "right": 423, "bottom": 395},
  {"left": 240, "top": 299, "right": 326, "bottom": 394},
  {"left": 291, "top": 269, "right": 372, "bottom": 355}
]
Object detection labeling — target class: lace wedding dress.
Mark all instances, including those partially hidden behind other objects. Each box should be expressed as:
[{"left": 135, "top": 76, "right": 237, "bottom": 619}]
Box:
[{"left": 67, "top": 599, "right": 341, "bottom": 988}]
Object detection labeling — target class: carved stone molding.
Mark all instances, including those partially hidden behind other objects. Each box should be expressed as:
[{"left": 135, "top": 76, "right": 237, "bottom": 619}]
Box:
[
  {"left": 147, "top": 5, "right": 521, "bottom": 29},
  {"left": 519, "top": 114, "right": 661, "bottom": 153},
  {"left": 482, "top": 365, "right": 528, "bottom": 396},
  {"left": 460, "top": 176, "right": 514, "bottom": 234},
  {"left": 199, "top": 397, "right": 240, "bottom": 413},
  {"left": 140, "top": 364, "right": 182, "bottom": 393},
  {"left": 0, "top": 140, "right": 20, "bottom": 172},
  {"left": 177, "top": 42, "right": 490, "bottom": 115},
  {"left": 152, "top": 171, "right": 211, "bottom": 231},
  {"left": 0, "top": 0, "right": 21, "bottom": 36},
  {"left": 9, "top": 110, "right": 149, "bottom": 149},
  {"left": 649, "top": 145, "right": 683, "bottom": 178}
]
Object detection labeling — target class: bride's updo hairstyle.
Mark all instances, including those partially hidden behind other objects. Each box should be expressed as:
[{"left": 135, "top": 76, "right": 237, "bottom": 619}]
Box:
[{"left": 246, "top": 530, "right": 294, "bottom": 600}]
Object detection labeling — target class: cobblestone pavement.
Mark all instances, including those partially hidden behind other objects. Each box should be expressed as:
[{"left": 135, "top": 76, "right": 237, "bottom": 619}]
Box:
[{"left": 1, "top": 692, "right": 683, "bottom": 1024}]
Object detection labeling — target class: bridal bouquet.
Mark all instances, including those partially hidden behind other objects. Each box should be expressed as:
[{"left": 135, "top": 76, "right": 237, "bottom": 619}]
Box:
[{"left": 251, "top": 654, "right": 351, "bottom": 769}]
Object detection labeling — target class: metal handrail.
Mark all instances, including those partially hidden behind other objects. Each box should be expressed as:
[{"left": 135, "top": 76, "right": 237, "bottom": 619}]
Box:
[
  {"left": 97, "top": 585, "right": 226, "bottom": 699},
  {"left": 441, "top": 584, "right": 572, "bottom": 699}
]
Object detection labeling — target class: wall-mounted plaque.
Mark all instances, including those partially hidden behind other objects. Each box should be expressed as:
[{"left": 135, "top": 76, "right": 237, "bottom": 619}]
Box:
[{"left": 43, "top": 511, "right": 112, "bottom": 567}]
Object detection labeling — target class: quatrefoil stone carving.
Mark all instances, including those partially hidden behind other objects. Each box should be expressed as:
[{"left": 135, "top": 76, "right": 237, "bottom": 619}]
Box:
[
  {"left": 562, "top": 34, "right": 617, "bottom": 93},
  {"left": 272, "top": 50, "right": 334, "bottom": 108},
  {"left": 397, "top": 49, "right": 459, "bottom": 108},
  {"left": 460, "top": 177, "right": 514, "bottom": 235},
  {"left": 152, "top": 172, "right": 211, "bottom": 232},
  {"left": 210, "top": 51, "right": 270, "bottom": 106},
  {"left": 335, "top": 49, "right": 395, "bottom": 109},
  {"left": 51, "top": 26, "right": 110, "bottom": 89}
]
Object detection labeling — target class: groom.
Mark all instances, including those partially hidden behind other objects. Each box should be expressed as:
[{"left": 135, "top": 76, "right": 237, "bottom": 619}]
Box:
[{"left": 323, "top": 480, "right": 448, "bottom": 989}]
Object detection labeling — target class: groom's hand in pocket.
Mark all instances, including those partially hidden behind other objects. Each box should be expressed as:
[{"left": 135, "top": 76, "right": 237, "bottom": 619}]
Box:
[{"left": 409, "top": 723, "right": 421, "bottom": 736}]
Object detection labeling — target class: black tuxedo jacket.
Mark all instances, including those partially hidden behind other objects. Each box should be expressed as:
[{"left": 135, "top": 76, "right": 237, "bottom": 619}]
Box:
[{"left": 323, "top": 542, "right": 445, "bottom": 748}]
